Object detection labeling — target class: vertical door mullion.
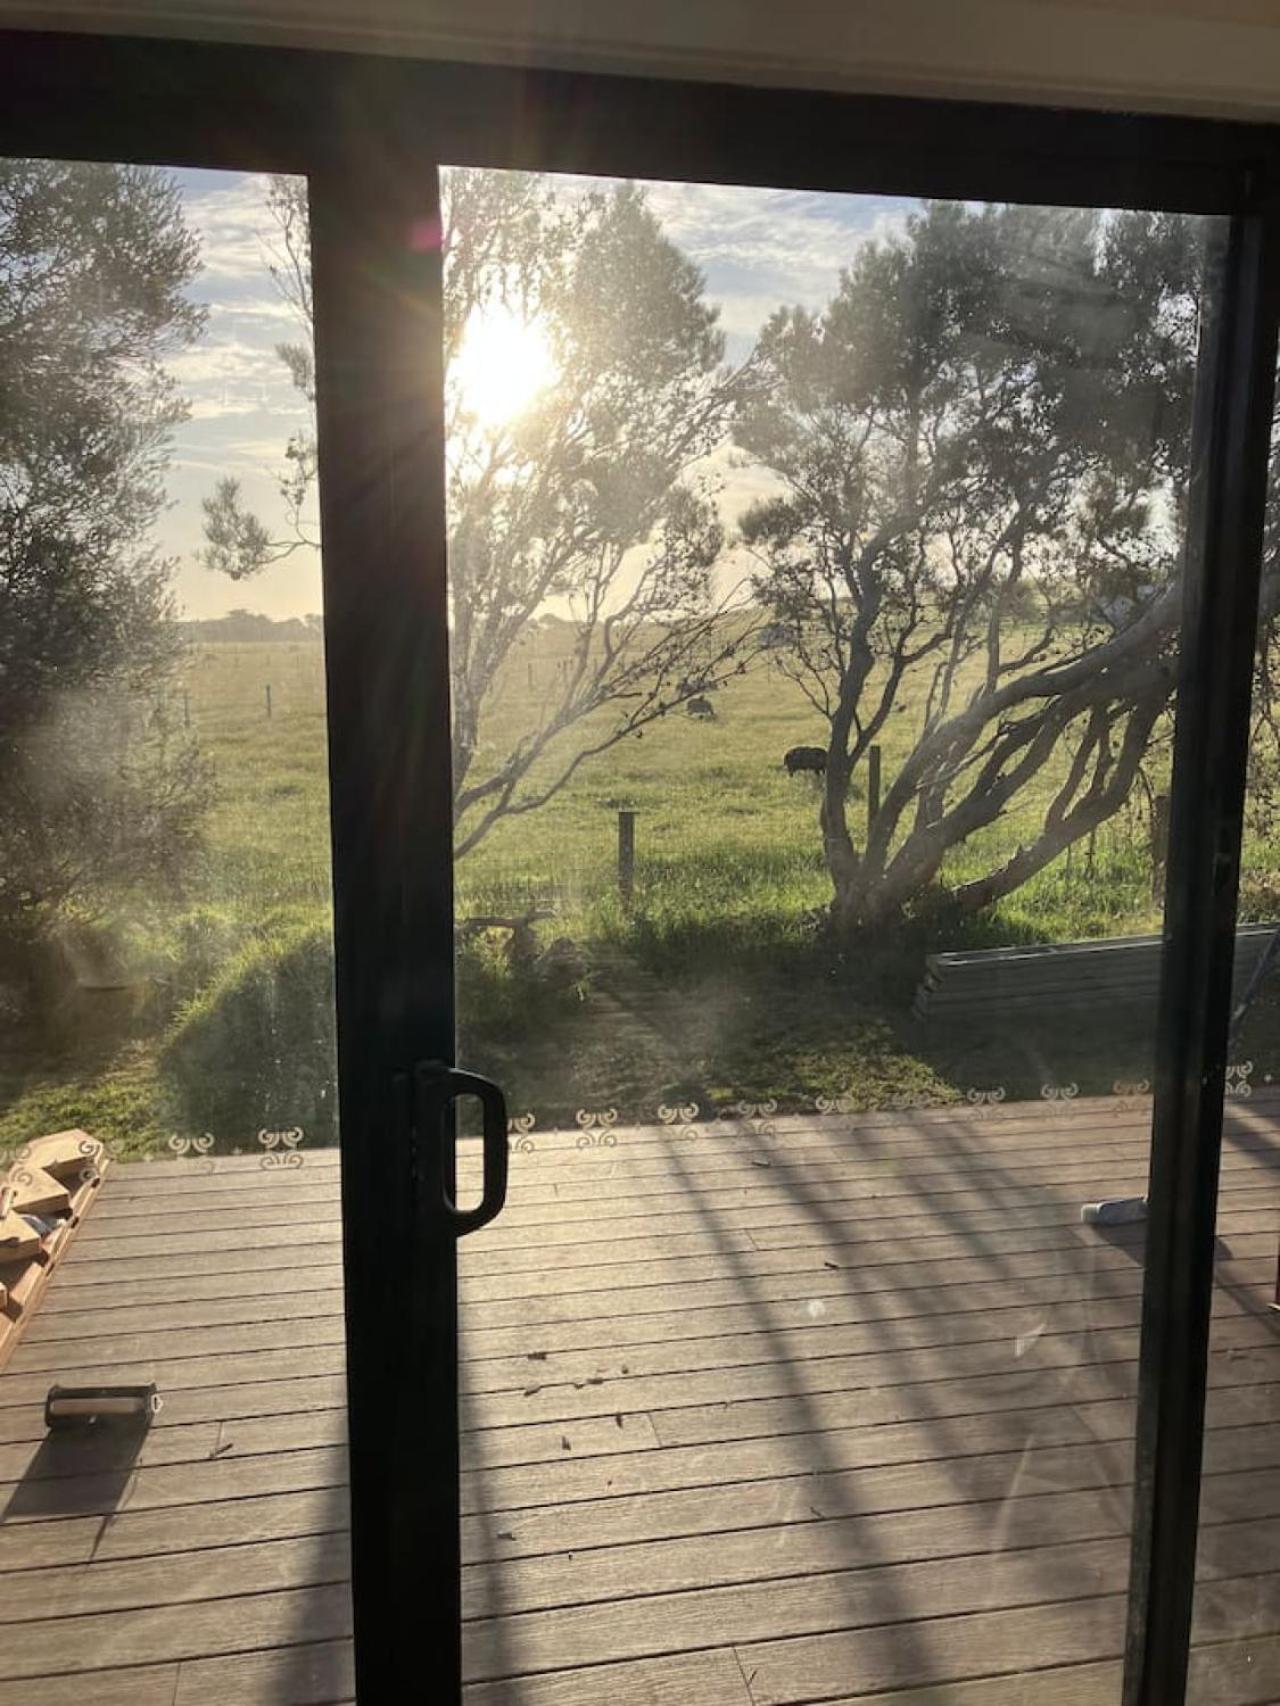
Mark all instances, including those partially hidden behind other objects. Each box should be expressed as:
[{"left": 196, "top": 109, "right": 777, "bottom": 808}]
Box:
[
  {"left": 1124, "top": 206, "right": 1280, "bottom": 1706},
  {"left": 310, "top": 145, "right": 460, "bottom": 1703}
]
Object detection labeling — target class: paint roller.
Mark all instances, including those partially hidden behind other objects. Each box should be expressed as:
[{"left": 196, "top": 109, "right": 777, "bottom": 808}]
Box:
[{"left": 45, "top": 1384, "right": 161, "bottom": 1429}]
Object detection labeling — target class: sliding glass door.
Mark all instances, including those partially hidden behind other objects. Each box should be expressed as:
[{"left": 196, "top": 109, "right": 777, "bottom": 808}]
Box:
[
  {"left": 437, "top": 169, "right": 1278, "bottom": 1703},
  {"left": 2, "top": 31, "right": 1279, "bottom": 1706},
  {"left": 0, "top": 156, "right": 358, "bottom": 1700}
]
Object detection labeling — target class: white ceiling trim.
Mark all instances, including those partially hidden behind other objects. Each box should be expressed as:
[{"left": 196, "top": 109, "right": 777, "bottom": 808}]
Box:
[{"left": 3, "top": 0, "right": 1280, "bottom": 121}]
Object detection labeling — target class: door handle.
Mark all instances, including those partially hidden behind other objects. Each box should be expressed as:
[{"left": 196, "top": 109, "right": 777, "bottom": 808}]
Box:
[{"left": 413, "top": 1063, "right": 509, "bottom": 1235}]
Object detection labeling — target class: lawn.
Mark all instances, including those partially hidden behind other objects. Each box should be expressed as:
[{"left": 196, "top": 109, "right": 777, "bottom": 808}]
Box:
[{"left": 2, "top": 628, "right": 1277, "bottom": 1157}]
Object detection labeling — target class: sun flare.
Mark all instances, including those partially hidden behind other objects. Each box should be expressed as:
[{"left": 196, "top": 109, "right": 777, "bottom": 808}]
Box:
[{"left": 452, "top": 303, "right": 557, "bottom": 430}]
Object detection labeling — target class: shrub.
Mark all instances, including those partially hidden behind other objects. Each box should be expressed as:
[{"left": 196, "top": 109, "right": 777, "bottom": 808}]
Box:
[
  {"left": 161, "top": 920, "right": 338, "bottom": 1148},
  {"left": 1237, "top": 870, "right": 1280, "bottom": 925}
]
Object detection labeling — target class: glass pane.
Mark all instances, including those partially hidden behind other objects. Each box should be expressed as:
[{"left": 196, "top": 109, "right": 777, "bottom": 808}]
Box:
[
  {"left": 447, "top": 169, "right": 1220, "bottom": 1700},
  {"left": 1186, "top": 397, "right": 1280, "bottom": 1700},
  {"left": 0, "top": 163, "right": 351, "bottom": 1699}
]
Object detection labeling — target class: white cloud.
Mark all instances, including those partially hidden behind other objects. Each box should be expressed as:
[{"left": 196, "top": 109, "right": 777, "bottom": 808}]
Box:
[
  {"left": 536, "top": 171, "right": 913, "bottom": 357},
  {"left": 167, "top": 332, "right": 307, "bottom": 422},
  {"left": 645, "top": 180, "right": 905, "bottom": 310},
  {"left": 160, "top": 168, "right": 916, "bottom": 618},
  {"left": 185, "top": 172, "right": 285, "bottom": 290},
  {"left": 220, "top": 295, "right": 300, "bottom": 327},
  {"left": 709, "top": 290, "right": 796, "bottom": 346}
]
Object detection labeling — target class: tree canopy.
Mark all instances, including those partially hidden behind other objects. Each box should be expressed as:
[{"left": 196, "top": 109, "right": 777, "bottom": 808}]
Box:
[
  {"left": 739, "top": 201, "right": 1210, "bottom": 929},
  {"left": 0, "top": 160, "right": 209, "bottom": 971},
  {"left": 203, "top": 169, "right": 752, "bottom": 859}
]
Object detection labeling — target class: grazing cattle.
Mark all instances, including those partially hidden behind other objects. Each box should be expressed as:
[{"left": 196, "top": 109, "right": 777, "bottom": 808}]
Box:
[
  {"left": 687, "top": 696, "right": 716, "bottom": 719},
  {"left": 784, "top": 745, "right": 827, "bottom": 775}
]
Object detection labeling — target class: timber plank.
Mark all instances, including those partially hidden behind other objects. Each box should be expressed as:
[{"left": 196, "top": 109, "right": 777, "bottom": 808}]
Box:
[
  {"left": 458, "top": 1482, "right": 1280, "bottom": 1623},
  {"left": 17, "top": 1259, "right": 1174, "bottom": 1358},
  {"left": 28, "top": 1284, "right": 347, "bottom": 1338},
  {"left": 36, "top": 1248, "right": 344, "bottom": 1299},
  {"left": 34, "top": 1268, "right": 346, "bottom": 1318},
  {"left": 0, "top": 1666, "right": 182, "bottom": 1705},
  {"left": 0, "top": 1372, "right": 1268, "bottom": 1530},
  {"left": 0, "top": 1372, "right": 348, "bottom": 1445},
  {"left": 11, "top": 1312, "right": 347, "bottom": 1373},
  {"left": 174, "top": 1640, "right": 353, "bottom": 1706},
  {"left": 84, "top": 1135, "right": 1271, "bottom": 1228},
  {"left": 455, "top": 1316, "right": 1278, "bottom": 1431},
  {"left": 14, "top": 1306, "right": 1253, "bottom": 1428},
  {"left": 333, "top": 1174, "right": 1274, "bottom": 1257},
  {"left": 478, "top": 1157, "right": 1270, "bottom": 1225},
  {"left": 0, "top": 1443, "right": 348, "bottom": 1525},
  {"left": 0, "top": 1487, "right": 349, "bottom": 1571},
  {"left": 83, "top": 1116, "right": 1192, "bottom": 1218},
  {"left": 458, "top": 1525, "right": 1280, "bottom": 1681},
  {"left": 4, "top": 1532, "right": 351, "bottom": 1622},
  {"left": 817, "top": 1635, "right": 1280, "bottom": 1705},
  {"left": 453, "top": 1260, "right": 1271, "bottom": 1364},
  {"left": 30, "top": 1220, "right": 1274, "bottom": 1319},
  {"left": 647, "top": 1347, "right": 1280, "bottom": 1449},
  {"left": 0, "top": 1582, "right": 352, "bottom": 1680},
  {"left": 454, "top": 1236, "right": 1277, "bottom": 1320},
  {"left": 1, "top": 1383, "right": 1273, "bottom": 1564},
  {"left": 458, "top": 1426, "right": 1280, "bottom": 1565},
  {"left": 737, "top": 1572, "right": 1280, "bottom": 1704},
  {"left": 466, "top": 1388, "right": 1280, "bottom": 1523},
  {"left": 462, "top": 1649, "right": 752, "bottom": 1706},
  {"left": 452, "top": 1201, "right": 1276, "bottom": 1281},
  {"left": 446, "top": 1220, "right": 1273, "bottom": 1302},
  {"left": 4, "top": 1281, "right": 1196, "bottom": 1381}
]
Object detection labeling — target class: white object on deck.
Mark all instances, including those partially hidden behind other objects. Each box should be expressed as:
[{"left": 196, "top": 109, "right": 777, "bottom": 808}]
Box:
[{"left": 1081, "top": 1195, "right": 1148, "bottom": 1226}]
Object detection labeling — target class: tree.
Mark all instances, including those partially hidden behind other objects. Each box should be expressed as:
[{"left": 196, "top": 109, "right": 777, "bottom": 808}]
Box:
[
  {"left": 203, "top": 170, "right": 751, "bottom": 858},
  {"left": 738, "top": 201, "right": 1209, "bottom": 931},
  {"left": 0, "top": 160, "right": 209, "bottom": 979},
  {"left": 1241, "top": 526, "right": 1280, "bottom": 908}
]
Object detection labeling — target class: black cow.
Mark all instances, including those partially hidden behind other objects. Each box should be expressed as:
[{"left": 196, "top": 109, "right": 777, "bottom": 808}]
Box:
[
  {"left": 783, "top": 745, "right": 827, "bottom": 775},
  {"left": 687, "top": 697, "right": 716, "bottom": 719}
]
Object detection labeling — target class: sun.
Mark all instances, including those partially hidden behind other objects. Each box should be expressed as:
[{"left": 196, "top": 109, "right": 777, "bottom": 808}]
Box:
[{"left": 452, "top": 303, "right": 557, "bottom": 430}]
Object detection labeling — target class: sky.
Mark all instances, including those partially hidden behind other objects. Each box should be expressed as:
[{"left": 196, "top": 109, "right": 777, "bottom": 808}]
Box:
[{"left": 165, "top": 167, "right": 914, "bottom": 622}]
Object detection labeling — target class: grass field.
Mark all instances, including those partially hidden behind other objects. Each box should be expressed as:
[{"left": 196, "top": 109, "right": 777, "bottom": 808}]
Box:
[{"left": 2, "top": 629, "right": 1278, "bottom": 1157}]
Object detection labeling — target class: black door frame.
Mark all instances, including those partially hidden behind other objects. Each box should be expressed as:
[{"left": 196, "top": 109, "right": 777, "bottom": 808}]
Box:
[
  {"left": 1124, "top": 209, "right": 1280, "bottom": 1706},
  {"left": 3, "top": 29, "right": 1279, "bottom": 1704}
]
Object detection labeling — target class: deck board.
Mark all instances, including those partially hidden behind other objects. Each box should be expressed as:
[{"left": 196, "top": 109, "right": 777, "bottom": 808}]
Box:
[{"left": 1, "top": 1093, "right": 1277, "bottom": 1702}]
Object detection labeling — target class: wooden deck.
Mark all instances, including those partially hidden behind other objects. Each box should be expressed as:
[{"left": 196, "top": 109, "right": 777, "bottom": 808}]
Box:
[{"left": 2, "top": 1092, "right": 1279, "bottom": 1704}]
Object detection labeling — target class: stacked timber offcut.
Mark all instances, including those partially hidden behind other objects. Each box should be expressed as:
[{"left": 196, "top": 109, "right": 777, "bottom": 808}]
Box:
[{"left": 0, "top": 1130, "right": 108, "bottom": 1369}]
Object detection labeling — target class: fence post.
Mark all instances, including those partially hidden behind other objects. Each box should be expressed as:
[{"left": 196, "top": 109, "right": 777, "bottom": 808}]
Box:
[
  {"left": 618, "top": 810, "right": 636, "bottom": 908},
  {"left": 182, "top": 689, "right": 190, "bottom": 729},
  {"left": 265, "top": 682, "right": 273, "bottom": 719},
  {"left": 1152, "top": 791, "right": 1171, "bottom": 896},
  {"left": 867, "top": 744, "right": 882, "bottom": 838}
]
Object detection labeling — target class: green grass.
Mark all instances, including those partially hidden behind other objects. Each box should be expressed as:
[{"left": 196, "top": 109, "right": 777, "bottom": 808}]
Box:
[
  {"left": 3, "top": 629, "right": 1278, "bottom": 1156},
  {"left": 459, "top": 630, "right": 1171, "bottom": 938},
  {"left": 0, "top": 641, "right": 334, "bottom": 1157}
]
